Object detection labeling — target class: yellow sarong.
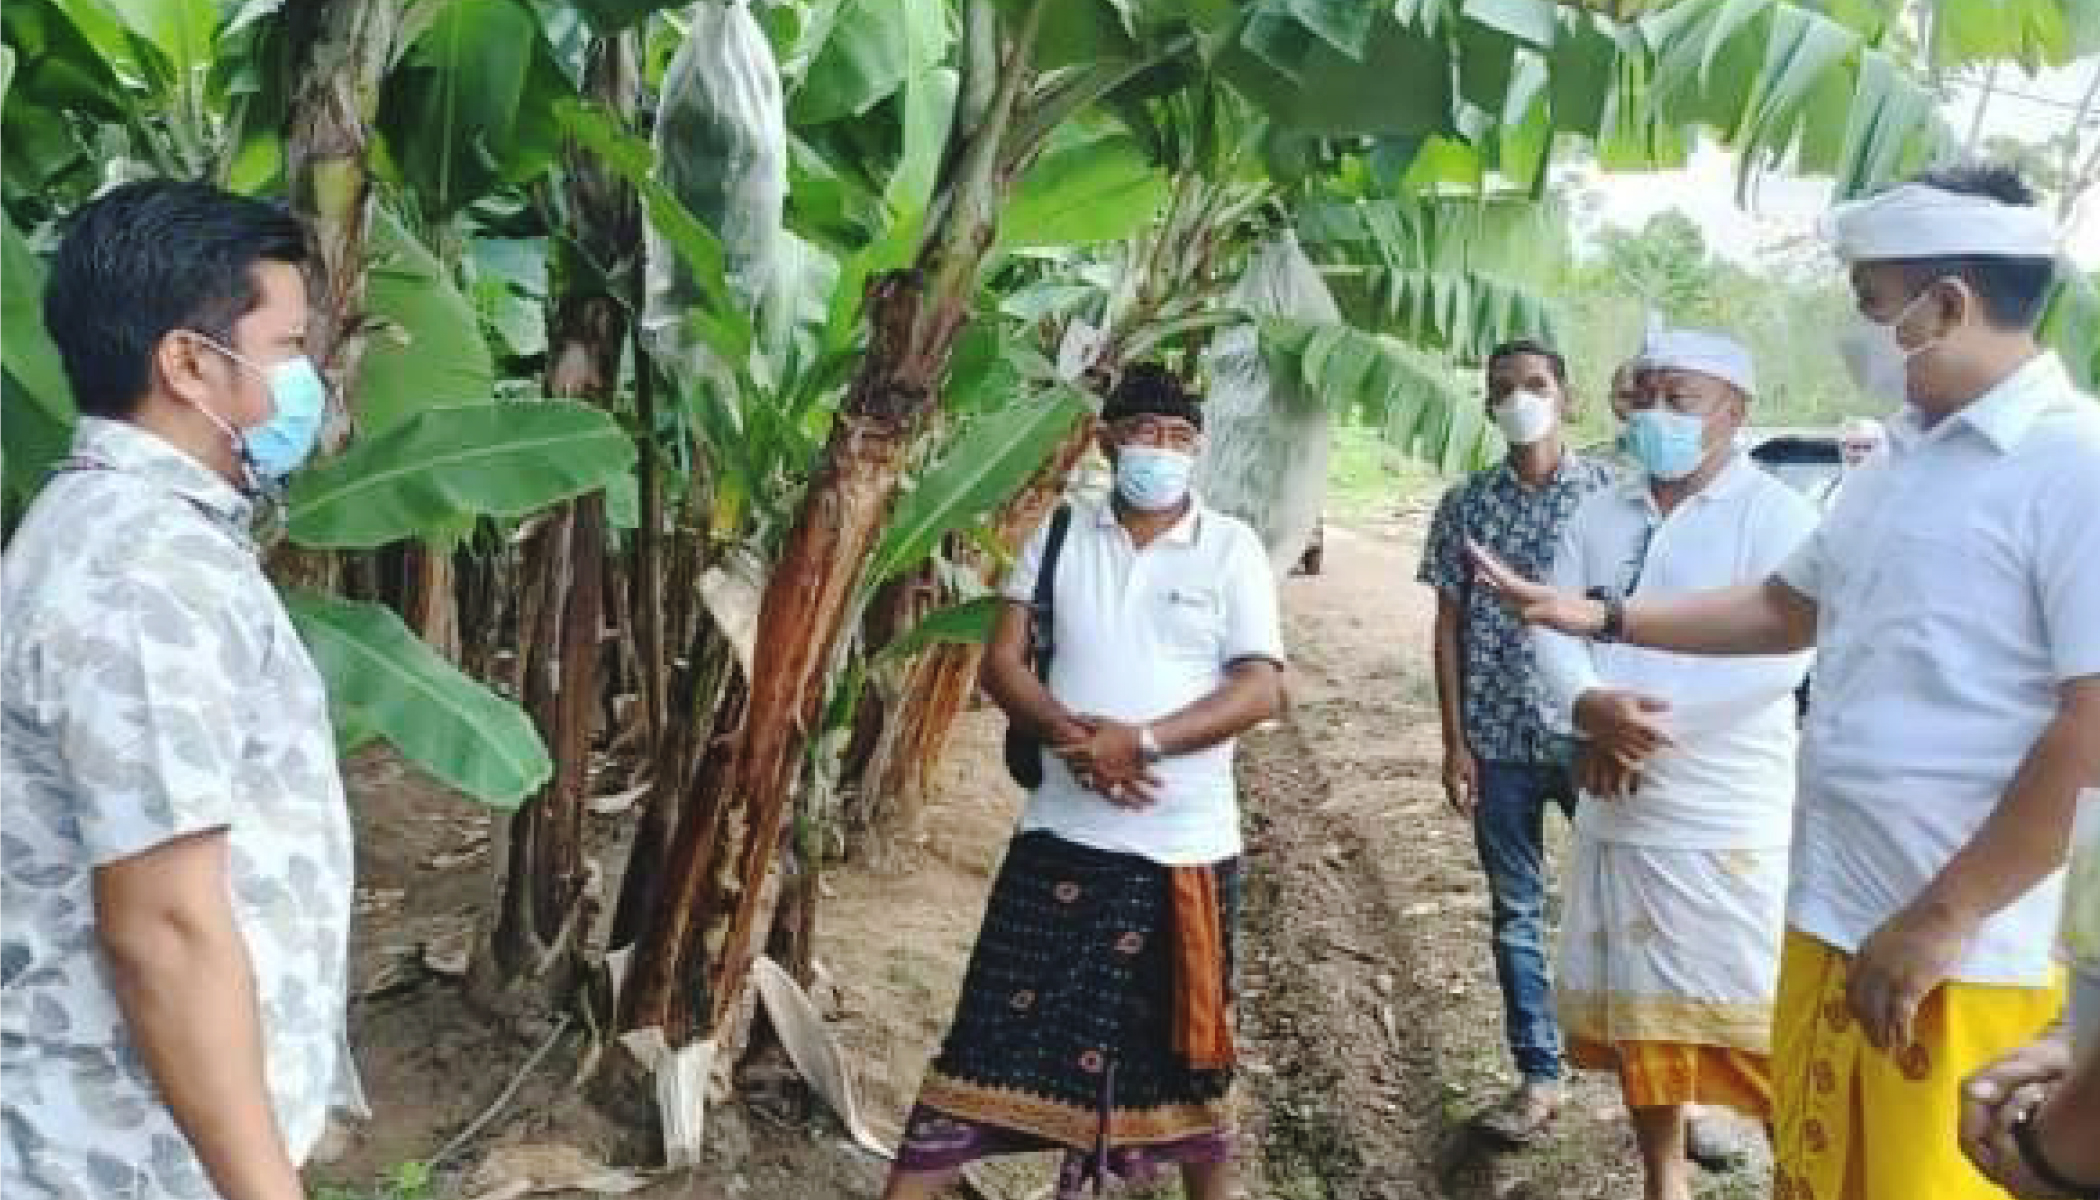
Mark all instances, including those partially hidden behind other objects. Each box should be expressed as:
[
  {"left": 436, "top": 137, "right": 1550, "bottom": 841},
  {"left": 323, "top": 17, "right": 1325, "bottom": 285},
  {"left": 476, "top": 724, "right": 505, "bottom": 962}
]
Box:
[{"left": 1772, "top": 930, "right": 2065, "bottom": 1200}]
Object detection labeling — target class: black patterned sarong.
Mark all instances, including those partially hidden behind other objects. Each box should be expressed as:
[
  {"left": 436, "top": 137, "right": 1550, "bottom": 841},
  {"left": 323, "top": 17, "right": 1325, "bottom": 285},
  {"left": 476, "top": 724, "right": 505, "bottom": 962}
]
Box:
[{"left": 897, "top": 831, "right": 1240, "bottom": 1192}]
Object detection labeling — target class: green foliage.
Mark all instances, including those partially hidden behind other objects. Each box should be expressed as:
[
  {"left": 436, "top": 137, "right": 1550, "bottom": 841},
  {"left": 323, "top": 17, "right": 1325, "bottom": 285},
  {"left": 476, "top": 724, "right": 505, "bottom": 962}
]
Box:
[
  {"left": 378, "top": 0, "right": 576, "bottom": 217},
  {"left": 872, "top": 595, "right": 1002, "bottom": 666},
  {"left": 358, "top": 208, "right": 498, "bottom": 435},
  {"left": 286, "top": 401, "right": 637, "bottom": 550},
  {"left": 1260, "top": 317, "right": 1497, "bottom": 474},
  {"left": 313, "top": 1161, "right": 435, "bottom": 1200},
  {"left": 870, "top": 383, "right": 1090, "bottom": 583},
  {"left": 2040, "top": 272, "right": 2100, "bottom": 394},
  {"left": 288, "top": 590, "right": 550, "bottom": 806},
  {"left": 1325, "top": 419, "right": 1448, "bottom": 523},
  {"left": 2, "top": 213, "right": 73, "bottom": 510},
  {"left": 1559, "top": 212, "right": 1884, "bottom": 431},
  {"left": 999, "top": 129, "right": 1172, "bottom": 249}
]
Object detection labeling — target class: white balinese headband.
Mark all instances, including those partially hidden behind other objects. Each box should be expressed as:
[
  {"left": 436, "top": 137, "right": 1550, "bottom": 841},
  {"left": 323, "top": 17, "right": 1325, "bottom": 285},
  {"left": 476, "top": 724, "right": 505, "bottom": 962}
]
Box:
[
  {"left": 1635, "top": 326, "right": 1757, "bottom": 397},
  {"left": 1826, "top": 182, "right": 2059, "bottom": 262}
]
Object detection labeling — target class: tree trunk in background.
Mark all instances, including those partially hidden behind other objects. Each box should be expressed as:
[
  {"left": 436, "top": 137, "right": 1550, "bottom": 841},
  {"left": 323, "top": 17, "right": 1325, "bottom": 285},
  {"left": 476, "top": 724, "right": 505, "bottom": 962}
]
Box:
[
  {"left": 272, "top": 0, "right": 396, "bottom": 592},
  {"left": 618, "top": 0, "right": 1050, "bottom": 1051},
  {"left": 284, "top": 0, "right": 393, "bottom": 449},
  {"left": 844, "top": 416, "right": 1095, "bottom": 859},
  {"left": 476, "top": 36, "right": 640, "bottom": 1013}
]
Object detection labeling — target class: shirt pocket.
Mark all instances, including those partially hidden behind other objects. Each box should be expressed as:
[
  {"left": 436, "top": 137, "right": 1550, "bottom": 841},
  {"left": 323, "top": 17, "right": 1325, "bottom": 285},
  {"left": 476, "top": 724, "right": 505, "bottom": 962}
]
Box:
[{"left": 1154, "top": 585, "right": 1226, "bottom": 660}]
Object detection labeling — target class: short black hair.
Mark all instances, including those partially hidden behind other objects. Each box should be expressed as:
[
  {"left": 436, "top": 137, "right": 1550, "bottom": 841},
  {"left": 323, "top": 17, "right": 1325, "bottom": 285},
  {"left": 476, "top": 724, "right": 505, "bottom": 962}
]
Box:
[
  {"left": 1101, "top": 362, "right": 1203, "bottom": 431},
  {"left": 1884, "top": 163, "right": 2055, "bottom": 330},
  {"left": 44, "top": 179, "right": 310, "bottom": 418},
  {"left": 1487, "top": 338, "right": 1567, "bottom": 385}
]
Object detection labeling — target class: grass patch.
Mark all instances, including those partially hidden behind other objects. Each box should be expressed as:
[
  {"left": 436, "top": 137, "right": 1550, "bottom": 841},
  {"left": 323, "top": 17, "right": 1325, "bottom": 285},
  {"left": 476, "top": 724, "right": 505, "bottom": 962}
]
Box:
[
  {"left": 314, "top": 1161, "right": 434, "bottom": 1200},
  {"left": 1326, "top": 422, "right": 1448, "bottom": 526}
]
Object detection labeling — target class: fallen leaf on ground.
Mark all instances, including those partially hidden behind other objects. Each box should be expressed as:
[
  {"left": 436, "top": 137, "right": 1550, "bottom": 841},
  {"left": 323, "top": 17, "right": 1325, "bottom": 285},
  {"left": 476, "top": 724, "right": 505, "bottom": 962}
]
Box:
[{"left": 463, "top": 1143, "right": 647, "bottom": 1198}]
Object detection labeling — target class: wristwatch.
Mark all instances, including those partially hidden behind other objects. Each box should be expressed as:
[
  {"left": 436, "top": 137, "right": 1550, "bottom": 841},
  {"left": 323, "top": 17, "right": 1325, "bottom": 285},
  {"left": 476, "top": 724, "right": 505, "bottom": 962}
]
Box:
[
  {"left": 1138, "top": 725, "right": 1165, "bottom": 764},
  {"left": 1586, "top": 586, "right": 1627, "bottom": 643}
]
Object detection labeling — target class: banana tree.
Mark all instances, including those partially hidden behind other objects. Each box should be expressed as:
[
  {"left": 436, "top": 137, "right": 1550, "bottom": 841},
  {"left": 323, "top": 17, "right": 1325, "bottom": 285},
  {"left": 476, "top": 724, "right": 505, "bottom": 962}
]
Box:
[{"left": 0, "top": 0, "right": 614, "bottom": 813}]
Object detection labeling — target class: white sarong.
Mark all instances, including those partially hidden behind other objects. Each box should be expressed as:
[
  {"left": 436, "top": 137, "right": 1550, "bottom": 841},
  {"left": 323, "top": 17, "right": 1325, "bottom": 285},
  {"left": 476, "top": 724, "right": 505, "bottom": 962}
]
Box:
[{"left": 1558, "top": 836, "right": 1789, "bottom": 1054}]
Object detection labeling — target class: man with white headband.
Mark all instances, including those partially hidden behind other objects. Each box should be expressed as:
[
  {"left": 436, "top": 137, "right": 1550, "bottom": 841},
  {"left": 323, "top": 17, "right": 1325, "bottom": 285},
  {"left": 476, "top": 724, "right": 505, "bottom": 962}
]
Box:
[
  {"left": 1470, "top": 163, "right": 2100, "bottom": 1199},
  {"left": 1532, "top": 327, "right": 1816, "bottom": 1200}
]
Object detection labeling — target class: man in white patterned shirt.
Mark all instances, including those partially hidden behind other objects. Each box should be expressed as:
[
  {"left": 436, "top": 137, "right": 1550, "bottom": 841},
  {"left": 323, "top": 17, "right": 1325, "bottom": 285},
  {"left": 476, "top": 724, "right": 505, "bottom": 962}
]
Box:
[{"left": 2, "top": 181, "right": 356, "bottom": 1200}]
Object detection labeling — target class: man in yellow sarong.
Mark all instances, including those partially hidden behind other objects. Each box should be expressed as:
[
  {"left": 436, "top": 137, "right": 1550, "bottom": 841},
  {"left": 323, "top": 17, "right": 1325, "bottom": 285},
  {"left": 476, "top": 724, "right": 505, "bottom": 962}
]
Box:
[{"left": 1472, "top": 162, "right": 2100, "bottom": 1200}]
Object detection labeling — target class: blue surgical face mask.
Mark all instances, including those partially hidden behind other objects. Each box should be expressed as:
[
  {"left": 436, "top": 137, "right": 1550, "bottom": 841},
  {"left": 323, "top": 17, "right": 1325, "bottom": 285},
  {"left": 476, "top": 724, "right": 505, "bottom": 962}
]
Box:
[
  {"left": 1114, "top": 446, "right": 1196, "bottom": 511},
  {"left": 191, "top": 334, "right": 328, "bottom": 481},
  {"left": 1624, "top": 409, "right": 1708, "bottom": 481}
]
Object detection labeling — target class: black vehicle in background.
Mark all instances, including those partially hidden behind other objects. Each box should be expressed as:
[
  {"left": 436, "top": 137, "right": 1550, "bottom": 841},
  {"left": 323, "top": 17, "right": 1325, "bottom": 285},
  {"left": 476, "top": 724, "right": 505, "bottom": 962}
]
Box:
[{"left": 1747, "top": 429, "right": 1844, "bottom": 511}]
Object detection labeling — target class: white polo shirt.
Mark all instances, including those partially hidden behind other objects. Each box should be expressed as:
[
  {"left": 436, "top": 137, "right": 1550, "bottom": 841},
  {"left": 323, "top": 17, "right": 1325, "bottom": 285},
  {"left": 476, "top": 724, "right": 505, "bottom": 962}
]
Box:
[
  {"left": 1778, "top": 352, "right": 2100, "bottom": 985},
  {"left": 1534, "top": 455, "right": 1817, "bottom": 849},
  {"left": 1003, "top": 497, "right": 1285, "bottom": 865}
]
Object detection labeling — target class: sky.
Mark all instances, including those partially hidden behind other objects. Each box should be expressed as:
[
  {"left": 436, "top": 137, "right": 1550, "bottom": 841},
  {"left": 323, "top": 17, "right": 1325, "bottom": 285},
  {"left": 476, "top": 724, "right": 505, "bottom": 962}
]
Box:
[{"left": 1570, "top": 58, "right": 2100, "bottom": 270}]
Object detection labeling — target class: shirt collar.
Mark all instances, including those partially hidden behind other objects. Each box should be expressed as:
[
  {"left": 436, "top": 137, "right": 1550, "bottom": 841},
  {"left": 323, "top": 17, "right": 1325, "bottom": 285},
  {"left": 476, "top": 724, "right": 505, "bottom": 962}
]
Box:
[
  {"left": 1491, "top": 448, "right": 1587, "bottom": 493},
  {"left": 1093, "top": 495, "right": 1205, "bottom": 544},
  {"left": 70, "top": 417, "right": 255, "bottom": 530},
  {"left": 1615, "top": 452, "right": 1759, "bottom": 508},
  {"left": 1891, "top": 352, "right": 2070, "bottom": 456}
]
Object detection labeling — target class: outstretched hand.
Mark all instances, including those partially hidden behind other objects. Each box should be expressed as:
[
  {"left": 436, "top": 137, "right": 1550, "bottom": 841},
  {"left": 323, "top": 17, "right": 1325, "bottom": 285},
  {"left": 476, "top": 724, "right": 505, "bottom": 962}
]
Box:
[{"left": 1466, "top": 539, "right": 1604, "bottom": 637}]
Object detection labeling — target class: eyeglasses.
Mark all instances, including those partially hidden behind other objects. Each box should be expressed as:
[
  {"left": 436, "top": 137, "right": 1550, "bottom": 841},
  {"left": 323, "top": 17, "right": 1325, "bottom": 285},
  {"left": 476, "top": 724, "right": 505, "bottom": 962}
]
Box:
[{"left": 1111, "top": 417, "right": 1202, "bottom": 450}]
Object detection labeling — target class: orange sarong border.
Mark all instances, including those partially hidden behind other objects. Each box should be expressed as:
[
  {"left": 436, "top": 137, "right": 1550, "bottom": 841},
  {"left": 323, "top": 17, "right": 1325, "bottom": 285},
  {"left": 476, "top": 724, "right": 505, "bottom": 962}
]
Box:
[
  {"left": 915, "top": 1070, "right": 1235, "bottom": 1152},
  {"left": 1171, "top": 864, "right": 1235, "bottom": 1069},
  {"left": 1569, "top": 1036, "right": 1773, "bottom": 1119}
]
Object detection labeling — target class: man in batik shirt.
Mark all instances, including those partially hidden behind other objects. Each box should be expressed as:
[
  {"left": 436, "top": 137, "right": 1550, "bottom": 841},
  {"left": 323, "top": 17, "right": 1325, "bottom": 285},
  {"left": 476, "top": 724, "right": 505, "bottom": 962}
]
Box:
[{"left": 1419, "top": 339, "right": 1613, "bottom": 1141}]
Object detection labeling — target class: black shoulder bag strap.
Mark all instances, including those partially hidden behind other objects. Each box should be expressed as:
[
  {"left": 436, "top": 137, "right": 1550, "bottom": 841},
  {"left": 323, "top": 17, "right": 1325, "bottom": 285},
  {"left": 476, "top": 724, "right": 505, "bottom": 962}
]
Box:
[{"left": 1004, "top": 504, "right": 1074, "bottom": 789}]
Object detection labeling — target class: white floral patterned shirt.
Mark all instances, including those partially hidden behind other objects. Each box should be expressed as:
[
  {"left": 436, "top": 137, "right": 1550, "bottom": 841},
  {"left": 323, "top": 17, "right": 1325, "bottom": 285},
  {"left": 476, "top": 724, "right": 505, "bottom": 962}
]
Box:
[{"left": 2, "top": 418, "right": 358, "bottom": 1199}]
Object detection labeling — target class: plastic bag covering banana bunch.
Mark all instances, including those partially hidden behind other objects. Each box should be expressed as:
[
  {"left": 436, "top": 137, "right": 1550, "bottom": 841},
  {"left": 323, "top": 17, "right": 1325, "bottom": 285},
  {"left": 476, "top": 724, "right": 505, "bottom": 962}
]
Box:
[
  {"left": 1196, "top": 231, "right": 1340, "bottom": 577},
  {"left": 643, "top": 0, "right": 787, "bottom": 385}
]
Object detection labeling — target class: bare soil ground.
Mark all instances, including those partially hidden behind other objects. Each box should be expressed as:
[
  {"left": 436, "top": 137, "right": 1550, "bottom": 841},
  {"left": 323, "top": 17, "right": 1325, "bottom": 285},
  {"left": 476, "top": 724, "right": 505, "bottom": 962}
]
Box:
[{"left": 315, "top": 507, "right": 1769, "bottom": 1200}]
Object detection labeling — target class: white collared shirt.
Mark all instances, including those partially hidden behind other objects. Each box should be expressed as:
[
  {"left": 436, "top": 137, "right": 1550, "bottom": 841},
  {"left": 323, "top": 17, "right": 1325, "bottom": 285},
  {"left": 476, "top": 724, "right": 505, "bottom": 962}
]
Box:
[
  {"left": 1535, "top": 455, "right": 1817, "bottom": 849},
  {"left": 1778, "top": 353, "right": 2100, "bottom": 985},
  {"left": 1002, "top": 496, "right": 1285, "bottom": 865}
]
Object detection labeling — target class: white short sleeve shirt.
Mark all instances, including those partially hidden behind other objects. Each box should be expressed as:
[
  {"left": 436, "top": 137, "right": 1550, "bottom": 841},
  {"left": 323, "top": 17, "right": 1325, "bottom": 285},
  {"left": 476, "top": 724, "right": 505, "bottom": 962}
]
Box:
[
  {"left": 1533, "top": 457, "right": 1817, "bottom": 849},
  {"left": 1777, "top": 353, "right": 2100, "bottom": 985},
  {"left": 1002, "top": 498, "right": 1285, "bottom": 865},
  {"left": 2, "top": 420, "right": 358, "bottom": 1198}
]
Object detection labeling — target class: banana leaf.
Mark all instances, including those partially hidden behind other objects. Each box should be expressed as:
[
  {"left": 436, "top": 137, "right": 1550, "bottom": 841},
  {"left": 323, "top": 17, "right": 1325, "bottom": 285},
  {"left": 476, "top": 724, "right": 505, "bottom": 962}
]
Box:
[
  {"left": 286, "top": 401, "right": 635, "bottom": 549},
  {"left": 286, "top": 588, "right": 549, "bottom": 807}
]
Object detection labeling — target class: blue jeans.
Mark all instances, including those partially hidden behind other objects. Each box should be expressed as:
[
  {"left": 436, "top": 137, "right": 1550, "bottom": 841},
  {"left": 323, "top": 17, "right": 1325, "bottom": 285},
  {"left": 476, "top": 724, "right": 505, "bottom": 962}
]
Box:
[{"left": 1474, "top": 760, "right": 1578, "bottom": 1084}]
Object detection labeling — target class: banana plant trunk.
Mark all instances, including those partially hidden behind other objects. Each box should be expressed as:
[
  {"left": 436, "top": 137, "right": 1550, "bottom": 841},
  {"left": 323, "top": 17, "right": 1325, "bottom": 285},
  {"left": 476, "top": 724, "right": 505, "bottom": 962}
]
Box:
[
  {"left": 618, "top": 0, "right": 1047, "bottom": 1053},
  {"left": 272, "top": 0, "right": 395, "bottom": 593},
  {"left": 476, "top": 37, "right": 640, "bottom": 1011},
  {"left": 846, "top": 418, "right": 1095, "bottom": 858}
]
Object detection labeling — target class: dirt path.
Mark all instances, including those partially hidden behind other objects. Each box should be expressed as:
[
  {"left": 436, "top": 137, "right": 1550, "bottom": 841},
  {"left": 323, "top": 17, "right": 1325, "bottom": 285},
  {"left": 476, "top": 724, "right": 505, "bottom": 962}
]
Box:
[
  {"left": 319, "top": 513, "right": 1766, "bottom": 1200},
  {"left": 1237, "top": 519, "right": 1764, "bottom": 1200}
]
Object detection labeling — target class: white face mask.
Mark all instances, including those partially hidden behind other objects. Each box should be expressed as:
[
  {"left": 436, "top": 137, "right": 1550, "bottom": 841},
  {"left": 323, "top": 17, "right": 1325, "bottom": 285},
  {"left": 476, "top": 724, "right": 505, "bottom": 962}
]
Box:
[
  {"left": 1114, "top": 446, "right": 1196, "bottom": 511},
  {"left": 1836, "top": 287, "right": 1939, "bottom": 403},
  {"left": 1492, "top": 388, "right": 1558, "bottom": 446}
]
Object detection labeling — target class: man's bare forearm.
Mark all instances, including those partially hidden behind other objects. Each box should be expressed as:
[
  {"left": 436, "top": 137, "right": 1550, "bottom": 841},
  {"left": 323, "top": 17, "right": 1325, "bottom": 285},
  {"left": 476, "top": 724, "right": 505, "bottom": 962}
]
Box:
[
  {"left": 1914, "top": 682, "right": 2100, "bottom": 931},
  {"left": 1151, "top": 661, "right": 1285, "bottom": 756},
  {"left": 1432, "top": 599, "right": 1465, "bottom": 750},
  {"left": 1624, "top": 578, "right": 1817, "bottom": 657},
  {"left": 980, "top": 603, "right": 1085, "bottom": 742},
  {"left": 99, "top": 857, "right": 302, "bottom": 1200},
  {"left": 982, "top": 651, "right": 1081, "bottom": 741}
]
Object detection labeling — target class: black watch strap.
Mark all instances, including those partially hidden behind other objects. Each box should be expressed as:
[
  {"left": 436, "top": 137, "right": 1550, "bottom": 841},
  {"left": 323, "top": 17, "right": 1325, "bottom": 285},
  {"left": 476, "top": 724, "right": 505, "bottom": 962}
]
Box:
[
  {"left": 1586, "top": 586, "right": 1626, "bottom": 643},
  {"left": 2013, "top": 1102, "right": 2100, "bottom": 1199}
]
